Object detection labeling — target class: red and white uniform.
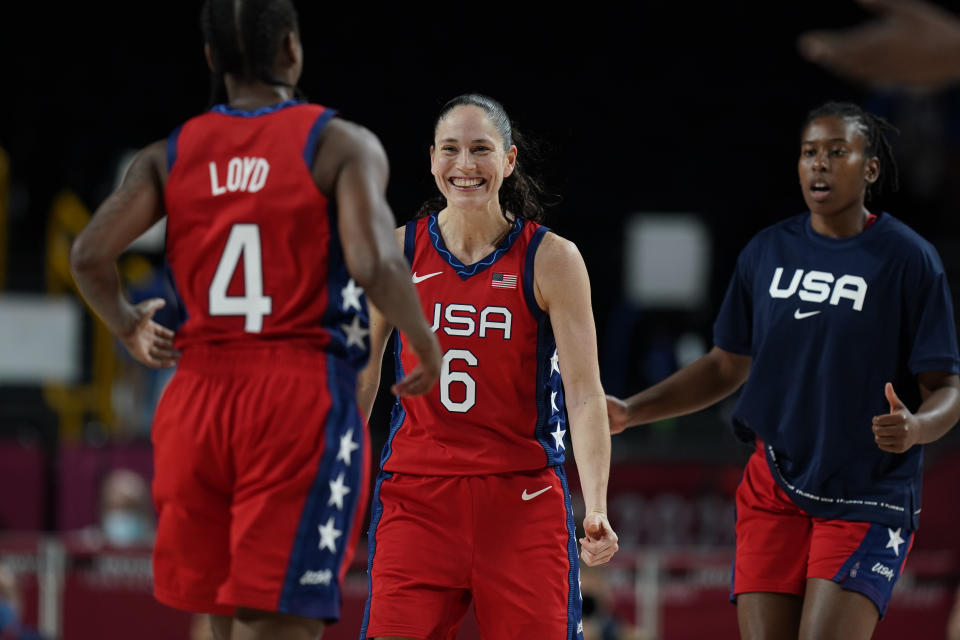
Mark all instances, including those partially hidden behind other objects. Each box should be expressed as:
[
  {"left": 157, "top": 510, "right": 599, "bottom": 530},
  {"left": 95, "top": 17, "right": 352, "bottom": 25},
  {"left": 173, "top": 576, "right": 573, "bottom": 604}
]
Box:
[
  {"left": 153, "top": 100, "right": 369, "bottom": 621},
  {"left": 385, "top": 214, "right": 569, "bottom": 474},
  {"left": 362, "top": 215, "right": 584, "bottom": 640}
]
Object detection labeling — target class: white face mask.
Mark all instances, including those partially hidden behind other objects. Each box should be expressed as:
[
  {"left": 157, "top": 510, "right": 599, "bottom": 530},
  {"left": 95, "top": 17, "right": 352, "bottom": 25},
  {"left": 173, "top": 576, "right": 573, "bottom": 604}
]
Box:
[{"left": 102, "top": 511, "right": 148, "bottom": 547}]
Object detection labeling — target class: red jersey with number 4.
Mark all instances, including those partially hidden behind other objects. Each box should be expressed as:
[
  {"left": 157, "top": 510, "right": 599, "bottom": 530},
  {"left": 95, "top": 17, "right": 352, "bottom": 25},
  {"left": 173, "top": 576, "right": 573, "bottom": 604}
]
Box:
[
  {"left": 163, "top": 100, "right": 370, "bottom": 368},
  {"left": 382, "top": 214, "right": 570, "bottom": 475}
]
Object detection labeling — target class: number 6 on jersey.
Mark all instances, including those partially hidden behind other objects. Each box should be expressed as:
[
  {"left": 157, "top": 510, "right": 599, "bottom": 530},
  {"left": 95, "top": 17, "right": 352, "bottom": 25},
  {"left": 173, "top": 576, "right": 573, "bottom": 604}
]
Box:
[
  {"left": 209, "top": 223, "right": 272, "bottom": 332},
  {"left": 440, "top": 349, "right": 478, "bottom": 413}
]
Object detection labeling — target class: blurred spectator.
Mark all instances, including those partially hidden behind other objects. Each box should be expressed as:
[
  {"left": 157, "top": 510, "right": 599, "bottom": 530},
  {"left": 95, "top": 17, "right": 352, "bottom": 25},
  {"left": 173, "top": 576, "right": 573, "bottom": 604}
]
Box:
[
  {"left": 72, "top": 468, "right": 155, "bottom": 549},
  {"left": 99, "top": 468, "right": 154, "bottom": 548},
  {"left": 0, "top": 564, "right": 47, "bottom": 640},
  {"left": 580, "top": 565, "right": 627, "bottom": 640}
]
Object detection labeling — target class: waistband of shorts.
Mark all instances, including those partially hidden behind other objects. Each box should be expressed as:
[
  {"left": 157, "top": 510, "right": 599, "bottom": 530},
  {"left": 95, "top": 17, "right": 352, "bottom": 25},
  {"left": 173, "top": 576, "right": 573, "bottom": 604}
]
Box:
[{"left": 177, "top": 343, "right": 341, "bottom": 375}]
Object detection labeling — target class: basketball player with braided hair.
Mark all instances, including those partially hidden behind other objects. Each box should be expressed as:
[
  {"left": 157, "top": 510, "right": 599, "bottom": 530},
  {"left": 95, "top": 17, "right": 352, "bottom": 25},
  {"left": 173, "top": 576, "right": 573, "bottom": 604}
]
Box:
[
  {"left": 70, "top": 2, "right": 440, "bottom": 638},
  {"left": 607, "top": 101, "right": 960, "bottom": 639}
]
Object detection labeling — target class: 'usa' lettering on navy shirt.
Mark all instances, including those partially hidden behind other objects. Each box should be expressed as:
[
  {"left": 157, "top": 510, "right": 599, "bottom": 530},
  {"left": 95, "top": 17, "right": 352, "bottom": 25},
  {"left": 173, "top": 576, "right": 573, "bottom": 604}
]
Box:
[{"left": 714, "top": 212, "right": 959, "bottom": 531}]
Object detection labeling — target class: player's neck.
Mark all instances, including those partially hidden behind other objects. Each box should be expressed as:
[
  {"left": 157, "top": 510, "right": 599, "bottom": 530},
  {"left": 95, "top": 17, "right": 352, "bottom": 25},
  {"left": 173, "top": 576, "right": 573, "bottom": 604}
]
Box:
[
  {"left": 224, "top": 78, "right": 296, "bottom": 111},
  {"left": 437, "top": 204, "right": 514, "bottom": 264},
  {"left": 810, "top": 205, "right": 871, "bottom": 239}
]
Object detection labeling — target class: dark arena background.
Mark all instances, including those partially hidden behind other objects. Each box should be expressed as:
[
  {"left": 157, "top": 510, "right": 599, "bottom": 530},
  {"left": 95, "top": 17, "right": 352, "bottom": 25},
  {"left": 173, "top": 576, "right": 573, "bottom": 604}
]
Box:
[{"left": 2, "top": 2, "right": 960, "bottom": 638}]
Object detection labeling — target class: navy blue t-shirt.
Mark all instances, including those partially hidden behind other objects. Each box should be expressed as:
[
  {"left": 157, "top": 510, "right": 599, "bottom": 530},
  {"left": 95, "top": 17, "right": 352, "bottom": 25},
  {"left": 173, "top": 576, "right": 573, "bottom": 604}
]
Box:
[{"left": 714, "top": 212, "right": 959, "bottom": 530}]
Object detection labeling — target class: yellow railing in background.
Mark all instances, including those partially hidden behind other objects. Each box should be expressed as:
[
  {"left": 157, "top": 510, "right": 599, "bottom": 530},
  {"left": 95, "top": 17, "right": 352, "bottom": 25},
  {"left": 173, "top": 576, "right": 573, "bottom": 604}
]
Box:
[{"left": 44, "top": 190, "right": 118, "bottom": 442}]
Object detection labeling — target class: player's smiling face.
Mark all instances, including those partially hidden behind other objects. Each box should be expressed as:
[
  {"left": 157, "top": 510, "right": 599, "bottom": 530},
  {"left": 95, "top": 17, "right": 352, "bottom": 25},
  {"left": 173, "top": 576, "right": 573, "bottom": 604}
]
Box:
[
  {"left": 798, "top": 115, "right": 879, "bottom": 219},
  {"left": 430, "top": 105, "right": 517, "bottom": 211}
]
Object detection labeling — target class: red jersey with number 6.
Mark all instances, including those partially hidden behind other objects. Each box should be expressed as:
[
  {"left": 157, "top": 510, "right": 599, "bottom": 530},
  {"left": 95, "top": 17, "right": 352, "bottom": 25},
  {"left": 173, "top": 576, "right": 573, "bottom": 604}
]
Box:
[
  {"left": 163, "top": 100, "right": 370, "bottom": 367},
  {"left": 381, "top": 214, "right": 570, "bottom": 475}
]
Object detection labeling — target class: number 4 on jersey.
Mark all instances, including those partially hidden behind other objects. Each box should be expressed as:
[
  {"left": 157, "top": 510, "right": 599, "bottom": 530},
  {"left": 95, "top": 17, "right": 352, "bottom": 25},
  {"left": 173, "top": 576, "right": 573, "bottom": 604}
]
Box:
[{"left": 209, "top": 223, "right": 272, "bottom": 332}]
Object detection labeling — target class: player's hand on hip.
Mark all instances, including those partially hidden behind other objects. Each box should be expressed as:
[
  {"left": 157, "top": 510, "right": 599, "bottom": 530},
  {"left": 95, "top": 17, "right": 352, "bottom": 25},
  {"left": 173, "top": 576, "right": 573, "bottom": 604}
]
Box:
[
  {"left": 119, "top": 298, "right": 180, "bottom": 369},
  {"left": 606, "top": 395, "right": 629, "bottom": 434},
  {"left": 872, "top": 382, "right": 920, "bottom": 454},
  {"left": 579, "top": 511, "right": 619, "bottom": 567},
  {"left": 391, "top": 330, "right": 442, "bottom": 397}
]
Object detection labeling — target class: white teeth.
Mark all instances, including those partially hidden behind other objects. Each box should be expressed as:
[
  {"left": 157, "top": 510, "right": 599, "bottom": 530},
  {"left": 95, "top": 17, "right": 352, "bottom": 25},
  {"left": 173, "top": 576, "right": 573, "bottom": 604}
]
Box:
[{"left": 452, "top": 177, "right": 483, "bottom": 187}]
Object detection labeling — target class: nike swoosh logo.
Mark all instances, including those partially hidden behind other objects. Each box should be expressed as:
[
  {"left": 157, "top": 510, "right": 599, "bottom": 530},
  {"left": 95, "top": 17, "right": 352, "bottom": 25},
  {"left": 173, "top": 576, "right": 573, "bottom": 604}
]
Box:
[
  {"left": 794, "top": 309, "right": 822, "bottom": 320},
  {"left": 411, "top": 271, "right": 442, "bottom": 284},
  {"left": 521, "top": 486, "right": 552, "bottom": 501}
]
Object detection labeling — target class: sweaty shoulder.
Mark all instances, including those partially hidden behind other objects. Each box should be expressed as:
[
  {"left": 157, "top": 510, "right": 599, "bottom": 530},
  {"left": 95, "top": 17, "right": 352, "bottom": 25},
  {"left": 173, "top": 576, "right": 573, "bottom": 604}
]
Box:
[
  {"left": 310, "top": 117, "right": 388, "bottom": 197},
  {"left": 535, "top": 230, "right": 579, "bottom": 266}
]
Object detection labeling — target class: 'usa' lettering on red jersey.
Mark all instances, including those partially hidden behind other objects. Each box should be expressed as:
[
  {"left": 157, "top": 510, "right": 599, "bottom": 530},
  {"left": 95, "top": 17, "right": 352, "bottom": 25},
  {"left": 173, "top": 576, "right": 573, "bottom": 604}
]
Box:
[{"left": 382, "top": 214, "right": 567, "bottom": 475}]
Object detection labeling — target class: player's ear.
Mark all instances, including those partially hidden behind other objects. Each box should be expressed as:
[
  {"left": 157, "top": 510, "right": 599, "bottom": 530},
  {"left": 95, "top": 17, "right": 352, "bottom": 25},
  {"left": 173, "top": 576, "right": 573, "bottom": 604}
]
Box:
[
  {"left": 282, "top": 31, "right": 302, "bottom": 67},
  {"left": 503, "top": 144, "right": 517, "bottom": 178},
  {"left": 864, "top": 156, "right": 880, "bottom": 185},
  {"left": 204, "top": 43, "right": 216, "bottom": 73}
]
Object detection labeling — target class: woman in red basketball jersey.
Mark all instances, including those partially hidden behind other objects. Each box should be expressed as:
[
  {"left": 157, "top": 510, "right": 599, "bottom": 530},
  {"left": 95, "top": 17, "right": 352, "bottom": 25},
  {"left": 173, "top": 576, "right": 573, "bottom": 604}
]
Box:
[
  {"left": 70, "top": 1, "right": 440, "bottom": 639},
  {"left": 357, "top": 94, "right": 618, "bottom": 640}
]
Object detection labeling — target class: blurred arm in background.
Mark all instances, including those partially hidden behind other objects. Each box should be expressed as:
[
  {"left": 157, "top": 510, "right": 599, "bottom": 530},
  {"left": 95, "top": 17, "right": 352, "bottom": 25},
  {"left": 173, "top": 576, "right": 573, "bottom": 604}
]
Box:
[{"left": 798, "top": 0, "right": 960, "bottom": 89}]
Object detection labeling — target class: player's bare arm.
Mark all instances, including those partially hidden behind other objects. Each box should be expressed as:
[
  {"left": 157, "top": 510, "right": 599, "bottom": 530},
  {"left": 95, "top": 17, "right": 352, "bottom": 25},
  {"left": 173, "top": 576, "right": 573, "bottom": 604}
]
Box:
[
  {"left": 313, "top": 120, "right": 440, "bottom": 396},
  {"left": 607, "top": 346, "right": 752, "bottom": 434},
  {"left": 355, "top": 228, "right": 407, "bottom": 419},
  {"left": 70, "top": 140, "right": 179, "bottom": 369},
  {"left": 534, "top": 232, "right": 618, "bottom": 567},
  {"left": 872, "top": 372, "right": 960, "bottom": 453},
  {"left": 797, "top": 0, "right": 960, "bottom": 89}
]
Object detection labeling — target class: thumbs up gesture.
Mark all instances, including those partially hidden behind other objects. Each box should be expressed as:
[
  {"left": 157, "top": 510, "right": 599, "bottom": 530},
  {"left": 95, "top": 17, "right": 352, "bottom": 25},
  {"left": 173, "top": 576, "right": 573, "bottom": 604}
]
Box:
[{"left": 872, "top": 382, "right": 920, "bottom": 454}]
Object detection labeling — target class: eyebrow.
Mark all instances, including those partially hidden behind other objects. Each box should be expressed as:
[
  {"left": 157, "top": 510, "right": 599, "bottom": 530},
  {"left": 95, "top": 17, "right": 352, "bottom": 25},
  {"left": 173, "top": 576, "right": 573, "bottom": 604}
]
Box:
[
  {"left": 438, "top": 138, "right": 496, "bottom": 144},
  {"left": 801, "top": 137, "right": 850, "bottom": 144}
]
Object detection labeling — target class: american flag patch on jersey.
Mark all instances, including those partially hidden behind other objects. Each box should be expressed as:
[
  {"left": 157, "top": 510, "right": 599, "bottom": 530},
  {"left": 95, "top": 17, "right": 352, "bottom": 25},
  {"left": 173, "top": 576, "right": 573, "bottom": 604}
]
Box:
[{"left": 491, "top": 272, "right": 518, "bottom": 289}]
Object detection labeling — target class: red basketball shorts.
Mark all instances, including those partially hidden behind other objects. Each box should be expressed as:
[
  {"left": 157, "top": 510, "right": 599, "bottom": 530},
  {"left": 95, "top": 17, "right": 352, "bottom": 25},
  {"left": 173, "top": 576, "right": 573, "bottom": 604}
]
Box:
[
  {"left": 151, "top": 346, "right": 369, "bottom": 620},
  {"left": 733, "top": 441, "right": 913, "bottom": 617},
  {"left": 360, "top": 466, "right": 584, "bottom": 640}
]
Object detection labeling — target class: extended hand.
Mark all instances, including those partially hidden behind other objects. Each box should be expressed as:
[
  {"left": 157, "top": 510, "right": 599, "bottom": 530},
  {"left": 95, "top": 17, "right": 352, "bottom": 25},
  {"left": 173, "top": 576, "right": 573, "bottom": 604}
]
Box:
[
  {"left": 119, "top": 298, "right": 180, "bottom": 369},
  {"left": 579, "top": 511, "right": 619, "bottom": 567},
  {"left": 390, "top": 331, "right": 441, "bottom": 397},
  {"left": 606, "top": 395, "right": 629, "bottom": 435},
  {"left": 872, "top": 382, "right": 921, "bottom": 453}
]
